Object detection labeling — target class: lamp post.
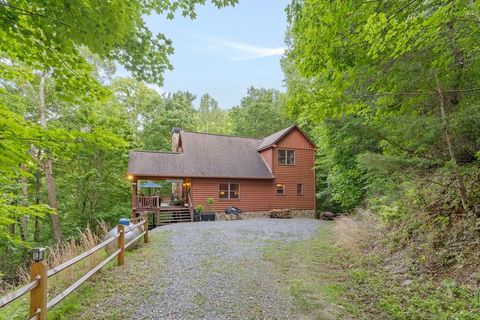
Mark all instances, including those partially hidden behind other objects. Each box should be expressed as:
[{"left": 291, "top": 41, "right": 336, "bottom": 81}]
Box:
[
  {"left": 30, "top": 247, "right": 48, "bottom": 320},
  {"left": 32, "top": 247, "right": 46, "bottom": 262}
]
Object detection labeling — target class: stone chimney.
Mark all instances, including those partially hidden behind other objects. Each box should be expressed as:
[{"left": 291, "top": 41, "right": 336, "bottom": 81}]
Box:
[{"left": 172, "top": 127, "right": 182, "bottom": 152}]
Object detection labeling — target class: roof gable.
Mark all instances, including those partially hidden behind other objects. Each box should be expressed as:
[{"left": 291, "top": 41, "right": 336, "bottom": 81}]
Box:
[{"left": 257, "top": 124, "right": 316, "bottom": 151}]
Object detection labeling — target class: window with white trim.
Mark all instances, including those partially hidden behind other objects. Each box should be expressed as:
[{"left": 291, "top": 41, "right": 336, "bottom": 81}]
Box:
[
  {"left": 278, "top": 149, "right": 295, "bottom": 165},
  {"left": 219, "top": 183, "right": 240, "bottom": 199}
]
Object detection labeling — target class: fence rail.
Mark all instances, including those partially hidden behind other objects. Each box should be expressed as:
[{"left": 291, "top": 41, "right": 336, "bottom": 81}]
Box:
[
  {"left": 0, "top": 216, "right": 148, "bottom": 320},
  {"left": 0, "top": 277, "right": 39, "bottom": 308}
]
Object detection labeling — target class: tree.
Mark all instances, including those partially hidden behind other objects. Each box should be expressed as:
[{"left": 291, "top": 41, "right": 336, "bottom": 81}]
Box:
[
  {"left": 141, "top": 91, "right": 198, "bottom": 150},
  {"left": 196, "top": 94, "right": 232, "bottom": 134},
  {"left": 230, "top": 87, "right": 290, "bottom": 138},
  {"left": 109, "top": 78, "right": 165, "bottom": 149},
  {"left": 284, "top": 0, "right": 480, "bottom": 213},
  {"left": 0, "top": 0, "right": 238, "bottom": 91}
]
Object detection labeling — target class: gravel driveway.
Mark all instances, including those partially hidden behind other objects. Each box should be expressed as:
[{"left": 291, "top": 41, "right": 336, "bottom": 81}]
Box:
[{"left": 132, "top": 218, "right": 324, "bottom": 320}]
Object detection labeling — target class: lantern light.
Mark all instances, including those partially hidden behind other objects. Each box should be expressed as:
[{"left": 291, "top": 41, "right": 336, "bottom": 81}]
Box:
[
  {"left": 32, "top": 247, "right": 46, "bottom": 262},
  {"left": 127, "top": 174, "right": 134, "bottom": 181}
]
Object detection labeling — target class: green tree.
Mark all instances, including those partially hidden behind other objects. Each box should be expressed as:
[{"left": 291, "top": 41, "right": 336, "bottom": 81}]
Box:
[
  {"left": 284, "top": 0, "right": 480, "bottom": 213},
  {"left": 0, "top": 0, "right": 238, "bottom": 91},
  {"left": 141, "top": 91, "right": 198, "bottom": 150},
  {"left": 196, "top": 94, "right": 232, "bottom": 134},
  {"left": 230, "top": 87, "right": 290, "bottom": 138}
]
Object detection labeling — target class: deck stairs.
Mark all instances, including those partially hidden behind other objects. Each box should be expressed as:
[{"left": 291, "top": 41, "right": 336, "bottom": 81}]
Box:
[{"left": 151, "top": 207, "right": 192, "bottom": 226}]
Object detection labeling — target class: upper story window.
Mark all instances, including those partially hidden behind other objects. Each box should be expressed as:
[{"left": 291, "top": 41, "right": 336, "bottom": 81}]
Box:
[
  {"left": 219, "top": 183, "right": 240, "bottom": 199},
  {"left": 278, "top": 149, "right": 295, "bottom": 165}
]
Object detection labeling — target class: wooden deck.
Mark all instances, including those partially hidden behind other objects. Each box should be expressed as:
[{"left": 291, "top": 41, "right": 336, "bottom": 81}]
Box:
[{"left": 133, "top": 196, "right": 194, "bottom": 228}]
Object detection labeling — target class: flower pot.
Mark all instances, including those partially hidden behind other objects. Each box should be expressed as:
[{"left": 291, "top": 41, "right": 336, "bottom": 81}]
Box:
[
  {"left": 201, "top": 212, "right": 216, "bottom": 221},
  {"left": 193, "top": 212, "right": 201, "bottom": 222}
]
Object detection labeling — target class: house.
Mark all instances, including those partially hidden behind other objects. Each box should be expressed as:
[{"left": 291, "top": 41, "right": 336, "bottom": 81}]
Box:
[{"left": 127, "top": 124, "right": 317, "bottom": 226}]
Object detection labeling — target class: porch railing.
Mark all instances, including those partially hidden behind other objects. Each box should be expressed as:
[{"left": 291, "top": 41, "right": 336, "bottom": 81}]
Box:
[{"left": 137, "top": 196, "right": 160, "bottom": 208}]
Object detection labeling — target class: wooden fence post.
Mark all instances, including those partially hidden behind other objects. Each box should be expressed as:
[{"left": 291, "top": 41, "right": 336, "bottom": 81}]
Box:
[
  {"left": 117, "top": 224, "right": 125, "bottom": 266},
  {"left": 143, "top": 217, "right": 149, "bottom": 244},
  {"left": 30, "top": 258, "right": 48, "bottom": 319}
]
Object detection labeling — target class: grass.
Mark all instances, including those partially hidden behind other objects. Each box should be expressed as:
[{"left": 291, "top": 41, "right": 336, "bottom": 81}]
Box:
[
  {"left": 263, "top": 218, "right": 480, "bottom": 320},
  {"left": 0, "top": 230, "right": 171, "bottom": 320}
]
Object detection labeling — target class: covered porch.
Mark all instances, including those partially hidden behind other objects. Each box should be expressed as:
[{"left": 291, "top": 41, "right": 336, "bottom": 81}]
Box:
[{"left": 128, "top": 175, "right": 194, "bottom": 228}]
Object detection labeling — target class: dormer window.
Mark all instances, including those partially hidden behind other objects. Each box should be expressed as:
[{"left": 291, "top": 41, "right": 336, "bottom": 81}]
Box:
[{"left": 278, "top": 149, "right": 295, "bottom": 165}]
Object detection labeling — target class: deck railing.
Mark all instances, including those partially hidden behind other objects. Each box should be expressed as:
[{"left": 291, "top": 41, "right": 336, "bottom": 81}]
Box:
[
  {"left": 0, "top": 216, "right": 148, "bottom": 320},
  {"left": 137, "top": 196, "right": 160, "bottom": 208}
]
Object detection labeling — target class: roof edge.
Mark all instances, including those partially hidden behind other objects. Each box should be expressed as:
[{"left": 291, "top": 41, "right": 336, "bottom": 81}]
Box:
[
  {"left": 257, "top": 124, "right": 317, "bottom": 151},
  {"left": 180, "top": 130, "right": 262, "bottom": 141},
  {"left": 130, "top": 150, "right": 181, "bottom": 155},
  {"left": 126, "top": 173, "right": 276, "bottom": 180}
]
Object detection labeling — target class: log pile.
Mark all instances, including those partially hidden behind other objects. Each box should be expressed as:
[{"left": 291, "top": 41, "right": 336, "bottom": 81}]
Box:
[
  {"left": 269, "top": 209, "right": 292, "bottom": 219},
  {"left": 319, "top": 211, "right": 337, "bottom": 220}
]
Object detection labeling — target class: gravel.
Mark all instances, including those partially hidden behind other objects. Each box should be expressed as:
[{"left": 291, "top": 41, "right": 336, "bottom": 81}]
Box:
[{"left": 131, "top": 218, "right": 325, "bottom": 320}]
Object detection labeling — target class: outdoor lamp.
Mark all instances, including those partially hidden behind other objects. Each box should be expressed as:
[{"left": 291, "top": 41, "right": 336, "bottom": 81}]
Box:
[
  {"left": 32, "top": 247, "right": 46, "bottom": 262},
  {"left": 127, "top": 174, "right": 134, "bottom": 181}
]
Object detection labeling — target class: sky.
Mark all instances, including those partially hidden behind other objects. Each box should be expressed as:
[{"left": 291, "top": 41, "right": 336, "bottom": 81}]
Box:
[{"left": 141, "top": 0, "right": 290, "bottom": 109}]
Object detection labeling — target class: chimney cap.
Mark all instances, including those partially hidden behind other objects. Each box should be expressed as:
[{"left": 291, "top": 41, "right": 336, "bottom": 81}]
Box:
[{"left": 172, "top": 127, "right": 182, "bottom": 134}]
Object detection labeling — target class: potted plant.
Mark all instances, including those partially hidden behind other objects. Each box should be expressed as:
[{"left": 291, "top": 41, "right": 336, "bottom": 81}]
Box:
[
  {"left": 194, "top": 204, "right": 203, "bottom": 222},
  {"left": 201, "top": 197, "right": 216, "bottom": 221}
]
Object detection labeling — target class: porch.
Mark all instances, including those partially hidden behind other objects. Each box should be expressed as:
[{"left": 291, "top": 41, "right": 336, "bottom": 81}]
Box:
[{"left": 129, "top": 177, "right": 194, "bottom": 228}]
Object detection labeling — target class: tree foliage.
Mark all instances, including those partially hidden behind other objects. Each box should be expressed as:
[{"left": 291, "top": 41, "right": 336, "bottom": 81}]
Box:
[
  {"left": 284, "top": 0, "right": 480, "bottom": 213},
  {"left": 0, "top": 0, "right": 238, "bottom": 90},
  {"left": 230, "top": 87, "right": 290, "bottom": 138},
  {"left": 196, "top": 94, "right": 232, "bottom": 134}
]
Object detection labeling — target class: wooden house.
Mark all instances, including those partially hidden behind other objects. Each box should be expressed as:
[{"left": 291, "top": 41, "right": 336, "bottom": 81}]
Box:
[{"left": 127, "top": 124, "right": 316, "bottom": 226}]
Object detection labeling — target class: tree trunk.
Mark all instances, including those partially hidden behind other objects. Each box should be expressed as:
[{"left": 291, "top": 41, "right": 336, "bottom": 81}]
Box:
[
  {"left": 34, "top": 170, "right": 41, "bottom": 242},
  {"left": 38, "top": 72, "right": 63, "bottom": 243},
  {"left": 19, "top": 165, "right": 29, "bottom": 241},
  {"left": 435, "top": 76, "right": 469, "bottom": 213}
]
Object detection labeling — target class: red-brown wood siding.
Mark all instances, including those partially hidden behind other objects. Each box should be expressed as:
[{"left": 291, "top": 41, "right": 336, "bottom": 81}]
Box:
[
  {"left": 190, "top": 128, "right": 316, "bottom": 212},
  {"left": 190, "top": 176, "right": 314, "bottom": 212},
  {"left": 276, "top": 128, "right": 316, "bottom": 150},
  {"left": 272, "top": 128, "right": 316, "bottom": 209},
  {"left": 191, "top": 178, "right": 273, "bottom": 212},
  {"left": 270, "top": 148, "right": 315, "bottom": 210},
  {"left": 259, "top": 148, "right": 273, "bottom": 172}
]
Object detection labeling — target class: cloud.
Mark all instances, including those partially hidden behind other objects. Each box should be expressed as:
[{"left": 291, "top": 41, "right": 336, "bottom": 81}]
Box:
[
  {"left": 190, "top": 32, "right": 285, "bottom": 60},
  {"left": 219, "top": 40, "right": 285, "bottom": 60}
]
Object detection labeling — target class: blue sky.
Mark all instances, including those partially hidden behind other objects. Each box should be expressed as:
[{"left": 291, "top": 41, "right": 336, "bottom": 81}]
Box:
[{"left": 142, "top": 0, "right": 290, "bottom": 108}]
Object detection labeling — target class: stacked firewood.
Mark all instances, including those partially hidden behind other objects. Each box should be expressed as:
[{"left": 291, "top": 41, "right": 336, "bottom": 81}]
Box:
[{"left": 269, "top": 209, "right": 292, "bottom": 219}]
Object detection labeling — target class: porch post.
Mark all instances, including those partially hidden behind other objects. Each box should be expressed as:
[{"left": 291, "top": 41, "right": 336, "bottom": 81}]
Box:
[{"left": 131, "top": 178, "right": 137, "bottom": 220}]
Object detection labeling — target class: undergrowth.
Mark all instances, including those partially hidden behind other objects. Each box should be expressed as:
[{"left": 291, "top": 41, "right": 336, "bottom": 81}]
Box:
[
  {"left": 264, "top": 215, "right": 480, "bottom": 319},
  {"left": 0, "top": 224, "right": 171, "bottom": 320}
]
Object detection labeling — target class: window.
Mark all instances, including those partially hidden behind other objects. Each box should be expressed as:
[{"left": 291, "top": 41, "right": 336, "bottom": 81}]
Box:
[
  {"left": 219, "top": 183, "right": 240, "bottom": 199},
  {"left": 276, "top": 183, "right": 285, "bottom": 195},
  {"left": 278, "top": 149, "right": 295, "bottom": 165},
  {"left": 297, "top": 184, "right": 304, "bottom": 195},
  {"left": 219, "top": 183, "right": 229, "bottom": 199}
]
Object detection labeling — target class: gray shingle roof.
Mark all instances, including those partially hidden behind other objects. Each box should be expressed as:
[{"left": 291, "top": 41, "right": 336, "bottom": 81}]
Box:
[
  {"left": 257, "top": 124, "right": 295, "bottom": 151},
  {"left": 128, "top": 131, "right": 275, "bottom": 179}
]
